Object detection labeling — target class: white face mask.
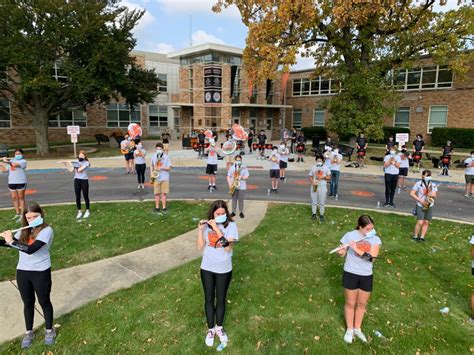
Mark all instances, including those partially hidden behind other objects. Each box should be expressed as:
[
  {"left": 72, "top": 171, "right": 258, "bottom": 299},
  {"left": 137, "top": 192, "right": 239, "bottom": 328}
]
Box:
[
  {"left": 471, "top": 155, "right": 474, "bottom": 159},
  {"left": 423, "top": 176, "right": 432, "bottom": 183},
  {"left": 316, "top": 161, "right": 323, "bottom": 167},
  {"left": 156, "top": 149, "right": 163, "bottom": 153},
  {"left": 390, "top": 150, "right": 396, "bottom": 155},
  {"left": 334, "top": 149, "right": 339, "bottom": 154}
]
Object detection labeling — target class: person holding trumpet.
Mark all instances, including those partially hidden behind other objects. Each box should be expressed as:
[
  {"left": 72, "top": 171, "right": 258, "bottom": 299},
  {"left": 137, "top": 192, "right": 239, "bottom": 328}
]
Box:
[
  {"left": 269, "top": 146, "right": 281, "bottom": 193},
  {"left": 151, "top": 142, "right": 171, "bottom": 214},
  {"left": 383, "top": 147, "right": 401, "bottom": 208},
  {"left": 334, "top": 215, "right": 381, "bottom": 344},
  {"left": 197, "top": 200, "right": 238, "bottom": 349},
  {"left": 308, "top": 153, "right": 331, "bottom": 222},
  {"left": 0, "top": 202, "right": 56, "bottom": 348},
  {"left": 227, "top": 155, "right": 249, "bottom": 218},
  {"left": 0, "top": 148, "right": 28, "bottom": 222},
  {"left": 410, "top": 170, "right": 438, "bottom": 242}
]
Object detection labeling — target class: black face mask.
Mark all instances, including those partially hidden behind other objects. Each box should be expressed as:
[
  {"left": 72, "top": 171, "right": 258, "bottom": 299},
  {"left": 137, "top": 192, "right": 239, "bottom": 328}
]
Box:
[{"left": 78, "top": 158, "right": 85, "bottom": 162}]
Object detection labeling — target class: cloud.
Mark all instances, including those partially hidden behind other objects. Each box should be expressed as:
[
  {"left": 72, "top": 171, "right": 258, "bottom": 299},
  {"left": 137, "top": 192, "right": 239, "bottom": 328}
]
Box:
[
  {"left": 155, "top": 0, "right": 241, "bottom": 19},
  {"left": 191, "top": 30, "right": 225, "bottom": 46},
  {"left": 121, "top": 0, "right": 157, "bottom": 34},
  {"left": 151, "top": 42, "right": 176, "bottom": 53}
]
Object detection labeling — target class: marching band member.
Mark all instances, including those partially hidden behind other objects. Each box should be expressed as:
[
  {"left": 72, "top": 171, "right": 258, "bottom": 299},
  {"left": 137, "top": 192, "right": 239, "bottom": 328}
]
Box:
[
  {"left": 410, "top": 170, "right": 438, "bottom": 242},
  {"left": 383, "top": 147, "right": 401, "bottom": 208},
  {"left": 397, "top": 145, "right": 410, "bottom": 192},
  {"left": 257, "top": 130, "right": 267, "bottom": 160},
  {"left": 206, "top": 140, "right": 220, "bottom": 191},
  {"left": 335, "top": 215, "right": 381, "bottom": 344},
  {"left": 121, "top": 135, "right": 135, "bottom": 174},
  {"left": 197, "top": 129, "right": 206, "bottom": 159},
  {"left": 290, "top": 127, "right": 297, "bottom": 154},
  {"left": 412, "top": 134, "right": 425, "bottom": 173},
  {"left": 161, "top": 129, "right": 171, "bottom": 155},
  {"left": 296, "top": 131, "right": 306, "bottom": 163},
  {"left": 355, "top": 133, "right": 368, "bottom": 168},
  {"left": 197, "top": 200, "right": 238, "bottom": 349},
  {"left": 439, "top": 140, "right": 453, "bottom": 177},
  {"left": 134, "top": 141, "right": 147, "bottom": 189},
  {"left": 464, "top": 151, "right": 474, "bottom": 197},
  {"left": 223, "top": 137, "right": 235, "bottom": 172},
  {"left": 73, "top": 151, "right": 91, "bottom": 219},
  {"left": 152, "top": 143, "right": 171, "bottom": 214},
  {"left": 324, "top": 146, "right": 333, "bottom": 167},
  {"left": 385, "top": 136, "right": 396, "bottom": 156},
  {"left": 227, "top": 155, "right": 249, "bottom": 218},
  {"left": 0, "top": 148, "right": 27, "bottom": 222},
  {"left": 279, "top": 142, "right": 289, "bottom": 182},
  {"left": 269, "top": 146, "right": 281, "bottom": 193},
  {"left": 0, "top": 202, "right": 56, "bottom": 348},
  {"left": 329, "top": 146, "right": 343, "bottom": 198},
  {"left": 247, "top": 129, "right": 254, "bottom": 154},
  {"left": 324, "top": 137, "right": 334, "bottom": 152},
  {"left": 308, "top": 153, "right": 331, "bottom": 222}
]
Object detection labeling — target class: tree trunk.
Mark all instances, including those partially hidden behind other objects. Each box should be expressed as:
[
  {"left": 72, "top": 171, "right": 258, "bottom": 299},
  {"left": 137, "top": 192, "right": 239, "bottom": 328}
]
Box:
[{"left": 32, "top": 107, "right": 50, "bottom": 155}]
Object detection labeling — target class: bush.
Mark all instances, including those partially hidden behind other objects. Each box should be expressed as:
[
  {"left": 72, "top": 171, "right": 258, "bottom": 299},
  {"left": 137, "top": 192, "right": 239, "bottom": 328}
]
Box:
[
  {"left": 369, "top": 126, "right": 411, "bottom": 144},
  {"left": 431, "top": 127, "right": 474, "bottom": 148},
  {"left": 301, "top": 126, "right": 327, "bottom": 140}
]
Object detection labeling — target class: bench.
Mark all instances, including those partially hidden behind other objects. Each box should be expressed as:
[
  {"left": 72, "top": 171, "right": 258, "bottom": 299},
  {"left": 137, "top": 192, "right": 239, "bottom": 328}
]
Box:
[
  {"left": 0, "top": 144, "right": 8, "bottom": 158},
  {"left": 94, "top": 134, "right": 109, "bottom": 145}
]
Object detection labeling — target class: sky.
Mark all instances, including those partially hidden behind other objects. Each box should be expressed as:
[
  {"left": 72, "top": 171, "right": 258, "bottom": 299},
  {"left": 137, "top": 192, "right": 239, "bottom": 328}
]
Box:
[{"left": 123, "top": 0, "right": 467, "bottom": 71}]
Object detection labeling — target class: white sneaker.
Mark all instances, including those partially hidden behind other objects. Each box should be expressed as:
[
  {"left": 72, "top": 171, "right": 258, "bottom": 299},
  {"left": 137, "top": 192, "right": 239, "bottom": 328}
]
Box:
[
  {"left": 83, "top": 210, "right": 90, "bottom": 219},
  {"left": 354, "top": 328, "right": 368, "bottom": 343},
  {"left": 344, "top": 329, "right": 354, "bottom": 343},
  {"left": 76, "top": 211, "right": 83, "bottom": 219},
  {"left": 137, "top": 184, "right": 141, "bottom": 189},
  {"left": 215, "top": 326, "right": 228, "bottom": 343},
  {"left": 205, "top": 328, "right": 215, "bottom": 347}
]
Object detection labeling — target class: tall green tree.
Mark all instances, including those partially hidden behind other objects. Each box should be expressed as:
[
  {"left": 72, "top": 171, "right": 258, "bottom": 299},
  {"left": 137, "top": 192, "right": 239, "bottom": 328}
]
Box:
[
  {"left": 214, "top": 0, "right": 474, "bottom": 139},
  {"left": 0, "top": 0, "right": 158, "bottom": 154}
]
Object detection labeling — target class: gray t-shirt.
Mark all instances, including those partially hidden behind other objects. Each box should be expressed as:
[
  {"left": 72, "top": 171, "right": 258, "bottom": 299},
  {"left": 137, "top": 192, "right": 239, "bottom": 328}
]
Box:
[
  {"left": 134, "top": 148, "right": 147, "bottom": 165},
  {"left": 399, "top": 152, "right": 410, "bottom": 168},
  {"left": 7, "top": 159, "right": 27, "bottom": 184},
  {"left": 269, "top": 152, "right": 280, "bottom": 170},
  {"left": 384, "top": 154, "right": 401, "bottom": 175},
  {"left": 329, "top": 153, "right": 343, "bottom": 171},
  {"left": 74, "top": 161, "right": 90, "bottom": 180},
  {"left": 412, "top": 180, "right": 438, "bottom": 207},
  {"left": 227, "top": 164, "right": 249, "bottom": 190},
  {"left": 201, "top": 222, "right": 239, "bottom": 274},
  {"left": 15, "top": 226, "right": 54, "bottom": 271},
  {"left": 207, "top": 147, "right": 219, "bottom": 165},
  {"left": 151, "top": 154, "right": 171, "bottom": 181},
  {"left": 340, "top": 230, "right": 381, "bottom": 276},
  {"left": 280, "top": 149, "right": 289, "bottom": 163},
  {"left": 308, "top": 164, "right": 330, "bottom": 186}
]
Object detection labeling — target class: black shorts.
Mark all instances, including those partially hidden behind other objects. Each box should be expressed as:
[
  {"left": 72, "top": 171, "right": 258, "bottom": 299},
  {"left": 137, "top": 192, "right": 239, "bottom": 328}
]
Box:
[
  {"left": 8, "top": 183, "right": 27, "bottom": 191},
  {"left": 279, "top": 161, "right": 288, "bottom": 169},
  {"left": 206, "top": 164, "right": 218, "bottom": 175},
  {"left": 270, "top": 169, "right": 280, "bottom": 179},
  {"left": 399, "top": 167, "right": 408, "bottom": 176},
  {"left": 124, "top": 152, "right": 134, "bottom": 161},
  {"left": 342, "top": 271, "right": 373, "bottom": 292}
]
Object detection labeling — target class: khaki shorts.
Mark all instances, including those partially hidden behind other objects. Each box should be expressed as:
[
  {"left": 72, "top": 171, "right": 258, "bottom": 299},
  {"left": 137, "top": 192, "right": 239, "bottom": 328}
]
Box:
[
  {"left": 224, "top": 155, "right": 234, "bottom": 164},
  {"left": 154, "top": 180, "right": 169, "bottom": 194},
  {"left": 163, "top": 143, "right": 169, "bottom": 151}
]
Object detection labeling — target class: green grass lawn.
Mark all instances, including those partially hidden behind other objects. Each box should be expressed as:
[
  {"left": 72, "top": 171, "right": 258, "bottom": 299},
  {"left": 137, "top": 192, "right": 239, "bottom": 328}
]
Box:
[
  {"left": 0, "top": 201, "right": 207, "bottom": 281},
  {"left": 2, "top": 204, "right": 472, "bottom": 353}
]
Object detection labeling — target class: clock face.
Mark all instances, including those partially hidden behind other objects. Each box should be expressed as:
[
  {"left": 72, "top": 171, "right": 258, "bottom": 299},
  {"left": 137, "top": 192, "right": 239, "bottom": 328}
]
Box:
[
  {"left": 205, "top": 92, "right": 212, "bottom": 102},
  {"left": 213, "top": 92, "right": 221, "bottom": 102}
]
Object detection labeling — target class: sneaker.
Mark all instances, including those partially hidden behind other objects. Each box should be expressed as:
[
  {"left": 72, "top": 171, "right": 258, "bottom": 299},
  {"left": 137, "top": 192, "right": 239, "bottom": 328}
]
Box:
[
  {"left": 208, "top": 185, "right": 211, "bottom": 190},
  {"left": 162, "top": 208, "right": 168, "bottom": 214},
  {"left": 212, "top": 185, "right": 217, "bottom": 191},
  {"left": 319, "top": 215, "right": 325, "bottom": 223},
  {"left": 44, "top": 328, "right": 56, "bottom": 346},
  {"left": 76, "top": 211, "right": 83, "bottom": 219},
  {"left": 465, "top": 193, "right": 470, "bottom": 197},
  {"left": 205, "top": 328, "right": 215, "bottom": 347},
  {"left": 21, "top": 331, "right": 35, "bottom": 349},
  {"left": 389, "top": 203, "right": 396, "bottom": 208},
  {"left": 154, "top": 208, "right": 161, "bottom": 213},
  {"left": 138, "top": 184, "right": 141, "bottom": 189},
  {"left": 469, "top": 317, "right": 474, "bottom": 325},
  {"left": 83, "top": 210, "right": 90, "bottom": 219},
  {"left": 274, "top": 189, "right": 278, "bottom": 193},
  {"left": 343, "top": 329, "right": 354, "bottom": 344},
  {"left": 419, "top": 237, "right": 425, "bottom": 242},
  {"left": 15, "top": 214, "right": 22, "bottom": 222},
  {"left": 353, "top": 328, "right": 367, "bottom": 343},
  {"left": 311, "top": 214, "right": 317, "bottom": 221},
  {"left": 12, "top": 214, "right": 21, "bottom": 220},
  {"left": 402, "top": 186, "right": 408, "bottom": 191},
  {"left": 215, "top": 326, "right": 228, "bottom": 343},
  {"left": 383, "top": 203, "right": 391, "bottom": 208},
  {"left": 230, "top": 212, "right": 236, "bottom": 218},
  {"left": 412, "top": 236, "right": 419, "bottom": 241},
  {"left": 239, "top": 212, "right": 245, "bottom": 218}
]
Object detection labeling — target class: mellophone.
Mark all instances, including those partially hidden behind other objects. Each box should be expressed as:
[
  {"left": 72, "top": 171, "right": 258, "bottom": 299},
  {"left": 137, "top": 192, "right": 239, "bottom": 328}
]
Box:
[{"left": 199, "top": 221, "right": 239, "bottom": 248}]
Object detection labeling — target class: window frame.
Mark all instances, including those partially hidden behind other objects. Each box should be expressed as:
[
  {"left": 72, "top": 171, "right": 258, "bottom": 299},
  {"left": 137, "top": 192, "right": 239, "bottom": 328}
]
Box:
[
  {"left": 49, "top": 109, "right": 87, "bottom": 128},
  {"left": 313, "top": 109, "right": 325, "bottom": 127},
  {"left": 393, "top": 106, "right": 411, "bottom": 129},
  {"left": 292, "top": 109, "right": 302, "bottom": 129},
  {"left": 157, "top": 73, "right": 168, "bottom": 93},
  {"left": 427, "top": 105, "right": 448, "bottom": 134},
  {"left": 106, "top": 103, "right": 141, "bottom": 128},
  {"left": 0, "top": 99, "right": 11, "bottom": 128}
]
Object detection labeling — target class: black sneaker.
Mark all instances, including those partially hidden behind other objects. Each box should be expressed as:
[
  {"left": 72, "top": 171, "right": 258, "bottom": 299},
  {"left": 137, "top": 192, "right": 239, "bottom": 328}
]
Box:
[
  {"left": 208, "top": 185, "right": 211, "bottom": 190},
  {"left": 230, "top": 212, "right": 236, "bottom": 217},
  {"left": 311, "top": 214, "right": 317, "bottom": 221},
  {"left": 383, "top": 203, "right": 391, "bottom": 208},
  {"left": 301, "top": 159, "right": 305, "bottom": 162},
  {"left": 319, "top": 215, "right": 325, "bottom": 223},
  {"left": 162, "top": 208, "right": 168, "bottom": 214},
  {"left": 419, "top": 237, "right": 425, "bottom": 242},
  {"left": 274, "top": 189, "right": 278, "bottom": 193},
  {"left": 154, "top": 208, "right": 160, "bottom": 213},
  {"left": 212, "top": 185, "right": 217, "bottom": 190},
  {"left": 239, "top": 212, "right": 245, "bottom": 218},
  {"left": 389, "top": 203, "right": 396, "bottom": 208}
]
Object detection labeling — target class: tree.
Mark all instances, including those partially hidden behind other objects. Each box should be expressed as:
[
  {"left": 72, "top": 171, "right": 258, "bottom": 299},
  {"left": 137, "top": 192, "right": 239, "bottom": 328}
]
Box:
[
  {"left": 214, "top": 0, "right": 474, "bottom": 139},
  {"left": 0, "top": 0, "right": 158, "bottom": 154}
]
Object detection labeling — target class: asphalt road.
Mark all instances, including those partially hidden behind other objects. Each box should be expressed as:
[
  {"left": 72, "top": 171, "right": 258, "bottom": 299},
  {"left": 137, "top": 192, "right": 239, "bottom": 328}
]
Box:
[{"left": 0, "top": 167, "right": 472, "bottom": 223}]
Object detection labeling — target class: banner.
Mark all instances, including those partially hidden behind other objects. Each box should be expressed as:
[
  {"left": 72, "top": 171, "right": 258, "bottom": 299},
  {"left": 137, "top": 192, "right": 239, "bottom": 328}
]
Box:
[{"left": 204, "top": 66, "right": 222, "bottom": 103}]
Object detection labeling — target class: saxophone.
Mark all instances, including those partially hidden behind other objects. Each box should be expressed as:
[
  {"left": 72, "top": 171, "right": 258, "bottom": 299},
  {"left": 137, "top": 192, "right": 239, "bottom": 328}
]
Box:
[
  {"left": 229, "top": 163, "right": 241, "bottom": 196},
  {"left": 422, "top": 183, "right": 435, "bottom": 211},
  {"left": 312, "top": 169, "right": 323, "bottom": 192},
  {"left": 150, "top": 154, "right": 163, "bottom": 184}
]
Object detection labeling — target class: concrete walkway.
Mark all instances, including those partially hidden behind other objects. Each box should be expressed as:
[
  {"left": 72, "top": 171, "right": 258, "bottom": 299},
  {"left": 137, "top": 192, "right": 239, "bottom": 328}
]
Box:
[{"left": 0, "top": 200, "right": 268, "bottom": 345}]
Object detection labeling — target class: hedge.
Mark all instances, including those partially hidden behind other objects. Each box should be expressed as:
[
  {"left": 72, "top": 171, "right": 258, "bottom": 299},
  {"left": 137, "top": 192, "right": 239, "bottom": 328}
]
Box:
[
  {"left": 301, "top": 126, "right": 328, "bottom": 140},
  {"left": 431, "top": 127, "right": 474, "bottom": 148},
  {"left": 301, "top": 126, "right": 409, "bottom": 144}
]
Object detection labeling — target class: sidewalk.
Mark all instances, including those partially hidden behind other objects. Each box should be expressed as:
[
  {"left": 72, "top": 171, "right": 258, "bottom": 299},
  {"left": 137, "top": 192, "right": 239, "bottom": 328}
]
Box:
[
  {"left": 0, "top": 200, "right": 268, "bottom": 345},
  {"left": 18, "top": 139, "right": 467, "bottom": 184}
]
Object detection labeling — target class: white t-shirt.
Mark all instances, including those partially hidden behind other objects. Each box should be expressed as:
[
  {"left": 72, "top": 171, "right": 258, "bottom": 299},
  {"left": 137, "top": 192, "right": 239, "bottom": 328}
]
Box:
[
  {"left": 15, "top": 226, "right": 54, "bottom": 271},
  {"left": 207, "top": 147, "right": 219, "bottom": 165},
  {"left": 341, "top": 229, "right": 382, "bottom": 276},
  {"left": 7, "top": 159, "right": 27, "bottom": 184},
  {"left": 269, "top": 152, "right": 280, "bottom": 170},
  {"left": 151, "top": 154, "right": 171, "bottom": 181},
  {"left": 398, "top": 152, "right": 410, "bottom": 168},
  {"left": 227, "top": 163, "right": 249, "bottom": 190},
  {"left": 280, "top": 149, "right": 289, "bottom": 163},
  {"left": 134, "top": 148, "right": 147, "bottom": 165},
  {"left": 308, "top": 164, "right": 330, "bottom": 187},
  {"left": 384, "top": 154, "right": 401, "bottom": 175},
  {"left": 74, "top": 161, "right": 90, "bottom": 180},
  {"left": 464, "top": 157, "right": 474, "bottom": 175},
  {"left": 329, "top": 153, "right": 343, "bottom": 171},
  {"left": 201, "top": 222, "right": 239, "bottom": 274},
  {"left": 412, "top": 180, "right": 438, "bottom": 207}
]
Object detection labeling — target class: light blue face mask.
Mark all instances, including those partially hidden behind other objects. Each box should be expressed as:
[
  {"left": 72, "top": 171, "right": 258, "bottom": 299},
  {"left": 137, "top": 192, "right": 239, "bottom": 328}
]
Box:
[
  {"left": 28, "top": 216, "right": 44, "bottom": 228},
  {"left": 15, "top": 155, "right": 23, "bottom": 160},
  {"left": 423, "top": 176, "right": 432, "bottom": 183},
  {"left": 365, "top": 228, "right": 376, "bottom": 238},
  {"left": 215, "top": 214, "right": 227, "bottom": 224}
]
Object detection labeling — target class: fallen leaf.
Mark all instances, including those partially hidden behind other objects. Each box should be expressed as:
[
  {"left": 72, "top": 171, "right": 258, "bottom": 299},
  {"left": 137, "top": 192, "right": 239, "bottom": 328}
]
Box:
[
  {"left": 256, "top": 341, "right": 262, "bottom": 350},
  {"left": 314, "top": 336, "right": 320, "bottom": 341}
]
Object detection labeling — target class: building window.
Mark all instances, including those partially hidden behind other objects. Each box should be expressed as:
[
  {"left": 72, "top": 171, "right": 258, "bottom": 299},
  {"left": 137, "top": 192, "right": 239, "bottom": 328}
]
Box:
[
  {"left": 392, "top": 66, "right": 453, "bottom": 91},
  {"left": 149, "top": 105, "right": 168, "bottom": 127},
  {"left": 52, "top": 62, "right": 67, "bottom": 84},
  {"left": 292, "top": 80, "right": 301, "bottom": 96},
  {"left": 106, "top": 103, "right": 141, "bottom": 128},
  {"left": 173, "top": 108, "right": 180, "bottom": 131},
  {"left": 393, "top": 107, "right": 410, "bottom": 128},
  {"left": 158, "top": 74, "right": 167, "bottom": 93},
  {"left": 293, "top": 77, "right": 336, "bottom": 96},
  {"left": 0, "top": 99, "right": 11, "bottom": 128},
  {"left": 232, "top": 107, "right": 240, "bottom": 119},
  {"left": 49, "top": 109, "right": 87, "bottom": 128},
  {"left": 292, "top": 109, "right": 302, "bottom": 129},
  {"left": 428, "top": 105, "right": 447, "bottom": 133},
  {"left": 313, "top": 109, "right": 325, "bottom": 127}
]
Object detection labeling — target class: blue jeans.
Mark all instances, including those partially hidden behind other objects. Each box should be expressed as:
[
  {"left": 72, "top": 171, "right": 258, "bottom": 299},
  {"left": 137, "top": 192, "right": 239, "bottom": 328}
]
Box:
[{"left": 330, "top": 170, "right": 340, "bottom": 196}]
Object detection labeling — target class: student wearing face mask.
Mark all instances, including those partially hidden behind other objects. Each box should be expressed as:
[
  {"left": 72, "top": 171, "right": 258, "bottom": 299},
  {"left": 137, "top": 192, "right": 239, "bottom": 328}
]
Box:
[
  {"left": 151, "top": 143, "right": 172, "bottom": 214},
  {"left": 410, "top": 170, "right": 438, "bottom": 242},
  {"left": 279, "top": 142, "right": 289, "bottom": 182},
  {"left": 397, "top": 145, "right": 410, "bottom": 191},
  {"left": 385, "top": 136, "right": 396, "bottom": 156},
  {"left": 73, "top": 150, "right": 91, "bottom": 219},
  {"left": 329, "top": 146, "right": 343, "bottom": 198},
  {"left": 197, "top": 200, "right": 238, "bottom": 349},
  {"left": 439, "top": 140, "right": 453, "bottom": 177},
  {"left": 383, "top": 147, "right": 401, "bottom": 208},
  {"left": 133, "top": 141, "right": 147, "bottom": 189},
  {"left": 269, "top": 146, "right": 281, "bottom": 193},
  {"left": 0, "top": 148, "right": 28, "bottom": 222},
  {"left": 463, "top": 151, "right": 474, "bottom": 197},
  {"left": 0, "top": 202, "right": 56, "bottom": 348},
  {"left": 308, "top": 154, "right": 331, "bottom": 222},
  {"left": 356, "top": 133, "right": 368, "bottom": 168},
  {"left": 227, "top": 155, "right": 249, "bottom": 218},
  {"left": 205, "top": 140, "right": 220, "bottom": 191},
  {"left": 335, "top": 215, "right": 381, "bottom": 344}
]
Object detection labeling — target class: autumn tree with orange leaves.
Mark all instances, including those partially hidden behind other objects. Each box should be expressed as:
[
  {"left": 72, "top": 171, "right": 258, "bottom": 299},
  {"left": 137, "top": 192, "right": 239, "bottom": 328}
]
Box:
[{"left": 214, "top": 0, "right": 474, "bottom": 140}]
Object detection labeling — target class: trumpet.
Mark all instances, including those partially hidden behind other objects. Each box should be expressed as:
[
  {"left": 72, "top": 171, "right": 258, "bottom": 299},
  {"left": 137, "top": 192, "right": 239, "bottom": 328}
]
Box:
[
  {"left": 270, "top": 155, "right": 277, "bottom": 162},
  {"left": 323, "top": 151, "right": 331, "bottom": 159},
  {"left": 422, "top": 196, "right": 435, "bottom": 211},
  {"left": 229, "top": 164, "right": 241, "bottom": 196}
]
